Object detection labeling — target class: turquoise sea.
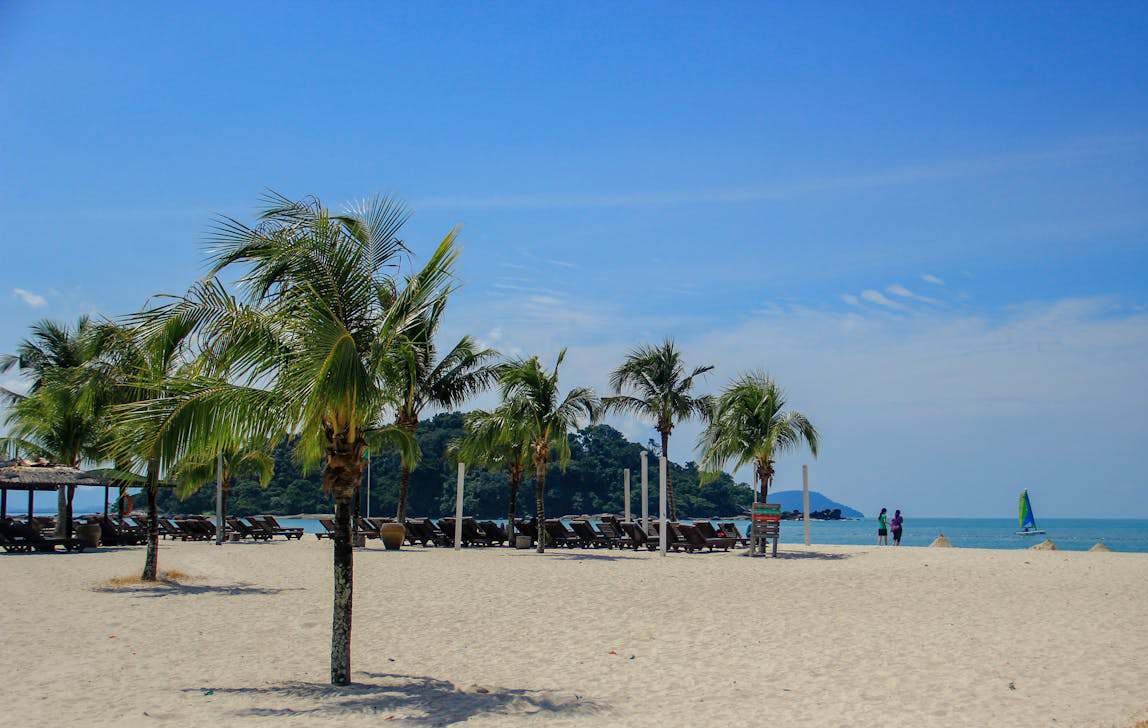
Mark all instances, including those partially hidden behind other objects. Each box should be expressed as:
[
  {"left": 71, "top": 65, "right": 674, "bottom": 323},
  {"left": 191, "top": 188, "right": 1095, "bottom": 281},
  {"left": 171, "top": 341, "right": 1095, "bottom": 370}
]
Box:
[{"left": 272, "top": 516, "right": 1148, "bottom": 553}]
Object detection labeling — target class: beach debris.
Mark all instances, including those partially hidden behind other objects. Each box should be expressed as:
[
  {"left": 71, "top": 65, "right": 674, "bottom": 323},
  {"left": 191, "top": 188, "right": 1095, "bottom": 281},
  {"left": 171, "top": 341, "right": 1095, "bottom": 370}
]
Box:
[
  {"left": 1008, "top": 681, "right": 1016, "bottom": 691},
  {"left": 929, "top": 534, "right": 952, "bottom": 548},
  {"left": 608, "top": 650, "right": 617, "bottom": 655},
  {"left": 200, "top": 688, "right": 214, "bottom": 696},
  {"left": 1029, "top": 539, "right": 1057, "bottom": 551},
  {"left": 1089, "top": 542, "right": 1113, "bottom": 552}
]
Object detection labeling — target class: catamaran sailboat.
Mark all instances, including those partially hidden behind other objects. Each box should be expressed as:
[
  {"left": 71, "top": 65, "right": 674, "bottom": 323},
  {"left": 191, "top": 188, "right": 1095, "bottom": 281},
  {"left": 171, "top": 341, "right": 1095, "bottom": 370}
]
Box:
[{"left": 1016, "top": 488, "right": 1046, "bottom": 536}]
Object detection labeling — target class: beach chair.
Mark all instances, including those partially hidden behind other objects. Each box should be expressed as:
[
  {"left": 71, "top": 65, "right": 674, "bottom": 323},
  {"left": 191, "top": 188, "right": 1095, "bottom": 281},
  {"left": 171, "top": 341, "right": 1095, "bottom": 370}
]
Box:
[
  {"left": 719, "top": 522, "right": 750, "bottom": 547},
  {"left": 596, "top": 520, "right": 628, "bottom": 548},
  {"left": 315, "top": 518, "right": 337, "bottom": 540},
  {"left": 648, "top": 521, "right": 691, "bottom": 552},
  {"left": 227, "top": 517, "right": 271, "bottom": 540},
  {"left": 570, "top": 519, "right": 611, "bottom": 548},
  {"left": 401, "top": 518, "right": 435, "bottom": 546},
  {"left": 257, "top": 515, "right": 304, "bottom": 540},
  {"left": 680, "top": 522, "right": 733, "bottom": 551},
  {"left": 543, "top": 519, "right": 581, "bottom": 548},
  {"left": 619, "top": 521, "right": 653, "bottom": 550},
  {"left": 157, "top": 518, "right": 186, "bottom": 540},
  {"left": 0, "top": 519, "right": 86, "bottom": 553},
  {"left": 692, "top": 521, "right": 736, "bottom": 550},
  {"left": 356, "top": 517, "right": 381, "bottom": 539},
  {"left": 478, "top": 521, "right": 508, "bottom": 545},
  {"left": 514, "top": 518, "right": 539, "bottom": 546}
]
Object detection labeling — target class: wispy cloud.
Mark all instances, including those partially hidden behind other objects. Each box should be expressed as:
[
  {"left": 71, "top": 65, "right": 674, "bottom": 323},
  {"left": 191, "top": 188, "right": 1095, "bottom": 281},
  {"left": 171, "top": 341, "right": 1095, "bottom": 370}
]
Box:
[
  {"left": 860, "top": 289, "right": 905, "bottom": 310},
  {"left": 12, "top": 288, "right": 46, "bottom": 308},
  {"left": 886, "top": 284, "right": 941, "bottom": 306},
  {"left": 841, "top": 293, "right": 860, "bottom": 307},
  {"left": 547, "top": 259, "right": 578, "bottom": 269},
  {"left": 412, "top": 132, "right": 1147, "bottom": 211},
  {"left": 921, "top": 274, "right": 945, "bottom": 286}
]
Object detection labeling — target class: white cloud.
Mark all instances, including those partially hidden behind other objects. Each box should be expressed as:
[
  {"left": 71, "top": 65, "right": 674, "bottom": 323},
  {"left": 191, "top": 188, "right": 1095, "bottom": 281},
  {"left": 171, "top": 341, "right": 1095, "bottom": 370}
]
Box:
[
  {"left": 12, "top": 288, "right": 46, "bottom": 308},
  {"left": 528, "top": 295, "right": 562, "bottom": 306},
  {"left": 547, "top": 259, "right": 578, "bottom": 269},
  {"left": 841, "top": 294, "right": 860, "bottom": 306},
  {"left": 886, "top": 284, "right": 914, "bottom": 298},
  {"left": 921, "top": 274, "right": 945, "bottom": 286},
  {"left": 860, "top": 289, "right": 905, "bottom": 310}
]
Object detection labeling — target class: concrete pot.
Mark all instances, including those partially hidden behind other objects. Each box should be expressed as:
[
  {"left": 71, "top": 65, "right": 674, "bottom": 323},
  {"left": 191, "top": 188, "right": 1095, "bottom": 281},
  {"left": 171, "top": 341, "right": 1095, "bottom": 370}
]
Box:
[{"left": 380, "top": 523, "right": 405, "bottom": 550}]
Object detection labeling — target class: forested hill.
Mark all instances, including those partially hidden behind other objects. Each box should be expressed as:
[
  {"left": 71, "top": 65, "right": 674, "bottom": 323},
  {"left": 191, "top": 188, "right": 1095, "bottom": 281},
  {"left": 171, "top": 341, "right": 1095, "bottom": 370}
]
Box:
[{"left": 153, "top": 413, "right": 756, "bottom": 519}]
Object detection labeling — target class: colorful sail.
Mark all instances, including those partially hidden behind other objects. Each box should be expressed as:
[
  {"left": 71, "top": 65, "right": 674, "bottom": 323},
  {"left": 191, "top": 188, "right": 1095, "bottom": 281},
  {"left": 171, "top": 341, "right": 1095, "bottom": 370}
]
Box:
[{"left": 1018, "top": 489, "right": 1037, "bottom": 531}]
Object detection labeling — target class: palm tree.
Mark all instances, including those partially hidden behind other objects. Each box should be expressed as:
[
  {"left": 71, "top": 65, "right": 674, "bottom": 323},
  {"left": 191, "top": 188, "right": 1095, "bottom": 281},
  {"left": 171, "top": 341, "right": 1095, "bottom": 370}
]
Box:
[
  {"left": 604, "top": 339, "right": 712, "bottom": 519},
  {"left": 173, "top": 444, "right": 275, "bottom": 528},
  {"left": 453, "top": 399, "right": 532, "bottom": 543},
  {"left": 115, "top": 193, "right": 453, "bottom": 685},
  {"left": 1, "top": 316, "right": 108, "bottom": 537},
  {"left": 697, "top": 372, "right": 819, "bottom": 501},
  {"left": 498, "top": 350, "right": 599, "bottom": 553},
  {"left": 387, "top": 305, "right": 497, "bottom": 522}
]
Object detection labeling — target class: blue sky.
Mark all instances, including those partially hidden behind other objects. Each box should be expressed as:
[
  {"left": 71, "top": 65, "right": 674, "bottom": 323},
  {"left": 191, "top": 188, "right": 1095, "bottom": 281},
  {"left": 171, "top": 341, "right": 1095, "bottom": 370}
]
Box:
[{"left": 2, "top": 1, "right": 1146, "bottom": 517}]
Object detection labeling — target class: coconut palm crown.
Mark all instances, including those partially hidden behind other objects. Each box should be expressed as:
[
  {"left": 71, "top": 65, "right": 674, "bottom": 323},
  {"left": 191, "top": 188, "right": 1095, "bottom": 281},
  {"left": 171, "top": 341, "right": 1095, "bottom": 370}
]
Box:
[
  {"left": 603, "top": 339, "right": 713, "bottom": 519},
  {"left": 697, "top": 371, "right": 819, "bottom": 501},
  {"left": 498, "top": 350, "right": 599, "bottom": 552},
  {"left": 452, "top": 398, "right": 533, "bottom": 543}
]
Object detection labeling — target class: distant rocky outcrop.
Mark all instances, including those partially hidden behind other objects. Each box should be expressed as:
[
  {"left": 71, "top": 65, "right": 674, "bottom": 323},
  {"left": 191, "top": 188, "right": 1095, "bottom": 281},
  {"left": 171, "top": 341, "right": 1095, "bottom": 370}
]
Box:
[
  {"left": 768, "top": 490, "right": 863, "bottom": 518},
  {"left": 929, "top": 534, "right": 952, "bottom": 548}
]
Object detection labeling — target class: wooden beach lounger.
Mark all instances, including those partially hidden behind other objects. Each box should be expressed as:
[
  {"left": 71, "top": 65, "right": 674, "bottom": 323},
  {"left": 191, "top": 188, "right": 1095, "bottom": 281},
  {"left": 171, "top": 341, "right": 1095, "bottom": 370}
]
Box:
[
  {"left": 692, "top": 521, "right": 736, "bottom": 550},
  {"left": 543, "top": 519, "right": 581, "bottom": 548},
  {"left": 315, "top": 518, "right": 337, "bottom": 540},
  {"left": 0, "top": 519, "right": 86, "bottom": 553},
  {"left": 227, "top": 517, "right": 272, "bottom": 540},
  {"left": 478, "top": 520, "right": 507, "bottom": 545},
  {"left": 256, "top": 515, "right": 304, "bottom": 540},
  {"left": 719, "top": 522, "right": 750, "bottom": 547},
  {"left": 619, "top": 521, "right": 654, "bottom": 550},
  {"left": 680, "top": 522, "right": 734, "bottom": 551},
  {"left": 569, "top": 519, "right": 611, "bottom": 548}
]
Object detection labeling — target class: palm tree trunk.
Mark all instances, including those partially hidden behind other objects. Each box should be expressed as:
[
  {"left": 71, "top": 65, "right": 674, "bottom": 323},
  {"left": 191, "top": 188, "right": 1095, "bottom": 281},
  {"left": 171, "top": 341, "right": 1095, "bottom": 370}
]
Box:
[
  {"left": 395, "top": 461, "right": 411, "bottom": 524},
  {"left": 661, "top": 430, "right": 675, "bottom": 520},
  {"left": 534, "top": 463, "right": 547, "bottom": 554},
  {"left": 506, "top": 467, "right": 520, "bottom": 546},
  {"left": 141, "top": 457, "right": 160, "bottom": 581},
  {"left": 324, "top": 437, "right": 364, "bottom": 686}
]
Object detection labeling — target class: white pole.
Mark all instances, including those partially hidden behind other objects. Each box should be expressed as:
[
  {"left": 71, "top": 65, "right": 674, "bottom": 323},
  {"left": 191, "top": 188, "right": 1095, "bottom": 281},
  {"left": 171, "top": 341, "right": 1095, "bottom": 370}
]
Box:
[
  {"left": 640, "top": 450, "right": 649, "bottom": 531},
  {"left": 659, "top": 455, "right": 667, "bottom": 556},
  {"left": 215, "top": 451, "right": 224, "bottom": 545},
  {"left": 454, "top": 462, "right": 465, "bottom": 551},
  {"left": 365, "top": 449, "right": 371, "bottom": 519},
  {"left": 623, "top": 469, "right": 631, "bottom": 522},
  {"left": 803, "top": 464, "right": 811, "bottom": 547}
]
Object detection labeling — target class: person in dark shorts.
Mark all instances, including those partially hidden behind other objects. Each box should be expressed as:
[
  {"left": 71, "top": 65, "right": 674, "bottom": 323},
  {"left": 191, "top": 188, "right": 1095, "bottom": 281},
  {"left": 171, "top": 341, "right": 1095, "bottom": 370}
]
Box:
[
  {"left": 877, "top": 507, "right": 888, "bottom": 545},
  {"left": 891, "top": 509, "right": 903, "bottom": 546}
]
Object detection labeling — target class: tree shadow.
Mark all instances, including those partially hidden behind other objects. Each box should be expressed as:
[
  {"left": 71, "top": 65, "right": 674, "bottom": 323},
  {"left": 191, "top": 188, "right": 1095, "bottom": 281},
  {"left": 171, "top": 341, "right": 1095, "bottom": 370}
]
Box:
[
  {"left": 741, "top": 549, "right": 854, "bottom": 561},
  {"left": 93, "top": 581, "right": 294, "bottom": 598},
  {"left": 544, "top": 550, "right": 644, "bottom": 562},
  {"left": 192, "top": 671, "right": 604, "bottom": 726}
]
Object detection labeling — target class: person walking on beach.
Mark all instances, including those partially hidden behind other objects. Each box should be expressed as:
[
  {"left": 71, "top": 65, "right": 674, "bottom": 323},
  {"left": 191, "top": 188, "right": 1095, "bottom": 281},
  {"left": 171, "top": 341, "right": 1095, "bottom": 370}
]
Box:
[
  {"left": 877, "top": 507, "right": 889, "bottom": 545},
  {"left": 891, "top": 509, "right": 903, "bottom": 546}
]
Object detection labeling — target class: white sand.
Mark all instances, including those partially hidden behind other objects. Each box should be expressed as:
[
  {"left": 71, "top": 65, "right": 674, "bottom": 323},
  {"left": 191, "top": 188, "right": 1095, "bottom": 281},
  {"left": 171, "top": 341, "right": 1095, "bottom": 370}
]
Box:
[{"left": 2, "top": 539, "right": 1146, "bottom": 727}]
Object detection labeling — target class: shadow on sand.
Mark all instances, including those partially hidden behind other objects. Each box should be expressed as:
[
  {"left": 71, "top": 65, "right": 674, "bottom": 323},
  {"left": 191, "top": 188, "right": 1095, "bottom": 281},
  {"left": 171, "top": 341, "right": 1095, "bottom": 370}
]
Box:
[
  {"left": 544, "top": 550, "right": 646, "bottom": 562},
  {"left": 192, "top": 672, "right": 604, "bottom": 726},
  {"left": 740, "top": 549, "right": 854, "bottom": 561},
  {"left": 93, "top": 581, "right": 293, "bottom": 598}
]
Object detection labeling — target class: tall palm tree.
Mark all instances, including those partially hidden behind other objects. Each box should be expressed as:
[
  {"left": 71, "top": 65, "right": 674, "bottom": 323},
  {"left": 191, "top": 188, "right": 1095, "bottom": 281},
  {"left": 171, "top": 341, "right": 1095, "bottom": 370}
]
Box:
[
  {"left": 453, "top": 399, "right": 532, "bottom": 543},
  {"left": 115, "top": 193, "right": 453, "bottom": 685},
  {"left": 1, "top": 316, "right": 108, "bottom": 537},
  {"left": 87, "top": 318, "right": 200, "bottom": 580},
  {"left": 387, "top": 306, "right": 497, "bottom": 522},
  {"left": 498, "top": 350, "right": 599, "bottom": 553},
  {"left": 173, "top": 444, "right": 276, "bottom": 527},
  {"left": 697, "top": 372, "right": 819, "bottom": 501},
  {"left": 604, "top": 339, "right": 712, "bottom": 519}
]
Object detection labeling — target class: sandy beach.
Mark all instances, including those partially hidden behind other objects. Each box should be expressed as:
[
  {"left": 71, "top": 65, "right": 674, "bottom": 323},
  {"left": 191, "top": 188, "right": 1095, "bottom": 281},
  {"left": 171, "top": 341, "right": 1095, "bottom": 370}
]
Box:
[{"left": 1, "top": 539, "right": 1145, "bottom": 728}]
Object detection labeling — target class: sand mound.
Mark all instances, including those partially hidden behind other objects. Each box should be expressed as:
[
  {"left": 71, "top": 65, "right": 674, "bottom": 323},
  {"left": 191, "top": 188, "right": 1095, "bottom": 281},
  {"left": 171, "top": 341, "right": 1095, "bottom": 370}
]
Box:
[
  {"left": 1089, "top": 542, "right": 1113, "bottom": 552},
  {"left": 1030, "top": 539, "right": 1057, "bottom": 551},
  {"left": 929, "top": 534, "right": 952, "bottom": 548}
]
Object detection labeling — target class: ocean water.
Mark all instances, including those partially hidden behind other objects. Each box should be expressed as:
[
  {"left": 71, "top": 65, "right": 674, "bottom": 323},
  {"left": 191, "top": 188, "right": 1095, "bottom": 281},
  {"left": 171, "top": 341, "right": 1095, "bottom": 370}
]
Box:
[{"left": 275, "top": 516, "right": 1148, "bottom": 553}]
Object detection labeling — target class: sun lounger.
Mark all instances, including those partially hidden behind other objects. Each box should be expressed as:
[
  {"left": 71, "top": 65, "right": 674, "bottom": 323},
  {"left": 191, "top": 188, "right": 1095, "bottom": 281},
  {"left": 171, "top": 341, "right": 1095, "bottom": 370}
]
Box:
[
  {"left": 315, "top": 518, "right": 337, "bottom": 540},
  {"left": 719, "top": 522, "right": 750, "bottom": 547},
  {"left": 478, "top": 520, "right": 507, "bottom": 545},
  {"left": 255, "top": 515, "right": 304, "bottom": 540},
  {"left": 569, "top": 519, "right": 611, "bottom": 548},
  {"left": 596, "top": 520, "right": 629, "bottom": 548},
  {"left": 514, "top": 518, "right": 539, "bottom": 545},
  {"left": 648, "top": 521, "right": 693, "bottom": 552},
  {"left": 543, "top": 519, "right": 581, "bottom": 548},
  {"left": 0, "top": 519, "right": 86, "bottom": 553},
  {"left": 692, "top": 521, "right": 736, "bottom": 550},
  {"left": 356, "top": 517, "right": 381, "bottom": 539},
  {"left": 619, "top": 521, "right": 653, "bottom": 550},
  {"left": 401, "top": 518, "right": 442, "bottom": 546},
  {"left": 227, "top": 517, "right": 272, "bottom": 540},
  {"left": 680, "top": 522, "right": 733, "bottom": 551}
]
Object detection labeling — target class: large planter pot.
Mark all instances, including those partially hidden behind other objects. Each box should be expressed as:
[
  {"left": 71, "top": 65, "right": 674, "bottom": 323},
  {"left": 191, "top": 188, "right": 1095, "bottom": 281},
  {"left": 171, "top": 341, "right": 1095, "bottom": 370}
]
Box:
[
  {"left": 76, "top": 523, "right": 102, "bottom": 548},
  {"left": 380, "top": 523, "right": 405, "bottom": 551}
]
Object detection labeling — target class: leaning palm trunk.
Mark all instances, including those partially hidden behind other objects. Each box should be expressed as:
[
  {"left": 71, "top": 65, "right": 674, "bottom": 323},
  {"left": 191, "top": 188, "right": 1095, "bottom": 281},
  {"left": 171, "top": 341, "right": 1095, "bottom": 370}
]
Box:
[
  {"left": 141, "top": 457, "right": 160, "bottom": 581},
  {"left": 534, "top": 462, "right": 547, "bottom": 553},
  {"left": 324, "top": 436, "right": 364, "bottom": 686},
  {"left": 660, "top": 429, "right": 675, "bottom": 520}
]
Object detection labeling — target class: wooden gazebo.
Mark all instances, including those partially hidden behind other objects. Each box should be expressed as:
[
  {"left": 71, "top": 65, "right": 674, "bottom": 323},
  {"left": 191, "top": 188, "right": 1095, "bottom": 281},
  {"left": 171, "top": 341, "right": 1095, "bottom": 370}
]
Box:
[{"left": 0, "top": 459, "right": 173, "bottom": 520}]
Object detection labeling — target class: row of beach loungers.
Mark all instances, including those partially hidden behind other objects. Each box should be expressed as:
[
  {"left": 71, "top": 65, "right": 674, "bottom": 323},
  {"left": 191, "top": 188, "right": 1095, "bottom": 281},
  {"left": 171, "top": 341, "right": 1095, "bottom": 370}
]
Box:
[
  {"left": 313, "top": 515, "right": 750, "bottom": 552},
  {"left": 0, "top": 514, "right": 305, "bottom": 551}
]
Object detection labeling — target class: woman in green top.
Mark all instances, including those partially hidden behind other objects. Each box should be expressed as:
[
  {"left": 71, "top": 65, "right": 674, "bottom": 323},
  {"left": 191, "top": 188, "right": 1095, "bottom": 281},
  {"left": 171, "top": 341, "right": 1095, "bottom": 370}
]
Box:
[{"left": 877, "top": 507, "right": 889, "bottom": 545}]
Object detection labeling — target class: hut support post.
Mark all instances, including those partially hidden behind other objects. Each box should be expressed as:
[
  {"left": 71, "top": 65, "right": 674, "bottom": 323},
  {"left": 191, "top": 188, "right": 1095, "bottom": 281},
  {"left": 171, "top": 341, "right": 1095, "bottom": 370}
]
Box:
[
  {"left": 802, "top": 464, "right": 811, "bottom": 547},
  {"left": 1, "top": 489, "right": 6, "bottom": 520},
  {"left": 658, "top": 455, "right": 667, "bottom": 556},
  {"left": 454, "top": 463, "right": 465, "bottom": 550},
  {"left": 623, "top": 468, "right": 630, "bottom": 522},
  {"left": 28, "top": 489, "right": 34, "bottom": 520},
  {"left": 215, "top": 451, "right": 224, "bottom": 546},
  {"left": 640, "top": 450, "right": 649, "bottom": 532},
  {"left": 103, "top": 485, "right": 109, "bottom": 516}
]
